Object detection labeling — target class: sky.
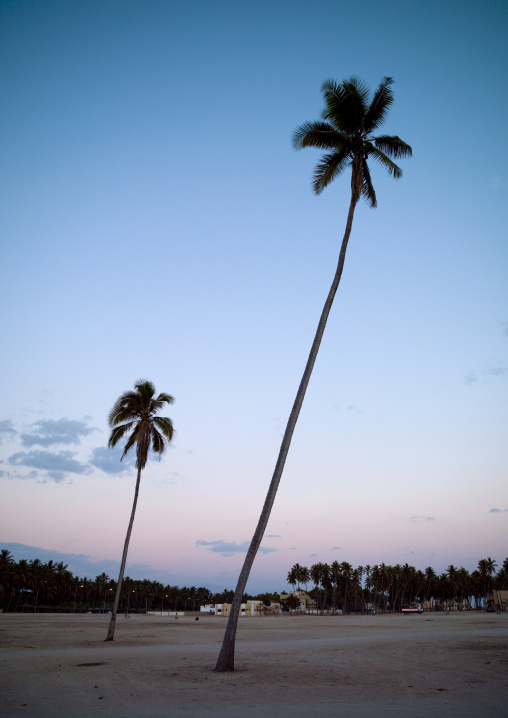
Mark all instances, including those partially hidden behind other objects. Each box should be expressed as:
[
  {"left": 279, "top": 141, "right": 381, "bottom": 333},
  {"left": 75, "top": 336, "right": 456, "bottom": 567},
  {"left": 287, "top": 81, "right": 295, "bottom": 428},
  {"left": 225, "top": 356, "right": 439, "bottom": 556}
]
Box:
[{"left": 1, "top": 0, "right": 507, "bottom": 595}]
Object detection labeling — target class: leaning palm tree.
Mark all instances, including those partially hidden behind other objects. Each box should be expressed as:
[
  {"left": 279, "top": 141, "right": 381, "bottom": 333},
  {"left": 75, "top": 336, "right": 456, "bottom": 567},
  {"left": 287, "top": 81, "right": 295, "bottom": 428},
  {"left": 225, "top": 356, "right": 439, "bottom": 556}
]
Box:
[
  {"left": 104, "top": 379, "right": 174, "bottom": 641},
  {"left": 215, "top": 76, "right": 411, "bottom": 671}
]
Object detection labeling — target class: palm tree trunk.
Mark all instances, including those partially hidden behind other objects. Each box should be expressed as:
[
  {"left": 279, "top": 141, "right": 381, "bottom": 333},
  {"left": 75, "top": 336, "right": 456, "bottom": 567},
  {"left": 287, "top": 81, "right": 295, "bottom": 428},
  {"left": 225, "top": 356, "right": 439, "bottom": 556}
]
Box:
[
  {"left": 215, "top": 190, "right": 359, "bottom": 672},
  {"left": 105, "top": 466, "right": 142, "bottom": 641}
]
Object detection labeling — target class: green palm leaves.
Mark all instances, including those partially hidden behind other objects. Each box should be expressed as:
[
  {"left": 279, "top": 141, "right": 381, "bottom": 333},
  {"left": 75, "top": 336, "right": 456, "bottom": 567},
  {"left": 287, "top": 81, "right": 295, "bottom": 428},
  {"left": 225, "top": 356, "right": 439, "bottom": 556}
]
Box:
[
  {"left": 292, "top": 76, "right": 412, "bottom": 206},
  {"left": 108, "top": 380, "right": 174, "bottom": 470}
]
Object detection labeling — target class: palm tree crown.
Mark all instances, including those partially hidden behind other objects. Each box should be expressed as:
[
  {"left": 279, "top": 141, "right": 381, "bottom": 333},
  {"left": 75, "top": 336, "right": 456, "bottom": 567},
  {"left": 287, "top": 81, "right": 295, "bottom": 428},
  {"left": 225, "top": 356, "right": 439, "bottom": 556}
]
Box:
[
  {"left": 292, "top": 76, "right": 412, "bottom": 206},
  {"left": 108, "top": 380, "right": 174, "bottom": 470}
]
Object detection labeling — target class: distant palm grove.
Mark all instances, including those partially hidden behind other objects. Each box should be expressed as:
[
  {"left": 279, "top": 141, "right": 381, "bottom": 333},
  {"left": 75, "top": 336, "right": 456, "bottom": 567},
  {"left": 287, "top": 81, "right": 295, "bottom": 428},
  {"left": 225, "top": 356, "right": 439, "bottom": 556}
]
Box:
[
  {"left": 285, "top": 559, "right": 507, "bottom": 612},
  {"left": 1, "top": 550, "right": 505, "bottom": 613},
  {"left": 0, "top": 550, "right": 230, "bottom": 613}
]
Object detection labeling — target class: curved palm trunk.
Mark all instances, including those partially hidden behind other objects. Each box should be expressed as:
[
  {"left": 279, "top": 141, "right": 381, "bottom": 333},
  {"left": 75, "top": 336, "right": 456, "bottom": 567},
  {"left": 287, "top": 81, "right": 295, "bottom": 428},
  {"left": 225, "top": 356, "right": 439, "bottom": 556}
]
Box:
[
  {"left": 105, "top": 466, "right": 142, "bottom": 641},
  {"left": 215, "top": 188, "right": 360, "bottom": 672}
]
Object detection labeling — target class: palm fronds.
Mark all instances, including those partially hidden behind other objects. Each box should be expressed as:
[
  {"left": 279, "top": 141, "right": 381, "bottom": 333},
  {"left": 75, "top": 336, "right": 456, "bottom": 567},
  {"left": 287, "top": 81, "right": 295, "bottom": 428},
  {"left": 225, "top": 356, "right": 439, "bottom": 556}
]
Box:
[
  {"left": 108, "top": 380, "right": 174, "bottom": 469},
  {"left": 294, "top": 75, "right": 411, "bottom": 203}
]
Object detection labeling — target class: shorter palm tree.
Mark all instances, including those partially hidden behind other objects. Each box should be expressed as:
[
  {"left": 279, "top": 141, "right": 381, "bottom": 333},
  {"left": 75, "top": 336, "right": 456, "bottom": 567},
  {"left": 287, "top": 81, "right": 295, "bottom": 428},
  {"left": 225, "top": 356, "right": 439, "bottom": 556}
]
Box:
[{"left": 105, "top": 379, "right": 174, "bottom": 641}]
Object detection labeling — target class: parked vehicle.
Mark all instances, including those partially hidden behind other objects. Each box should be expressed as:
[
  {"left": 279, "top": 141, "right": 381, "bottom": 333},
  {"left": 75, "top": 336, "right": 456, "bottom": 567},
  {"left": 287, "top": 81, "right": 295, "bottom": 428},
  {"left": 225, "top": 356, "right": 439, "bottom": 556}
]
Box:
[{"left": 401, "top": 604, "right": 423, "bottom": 614}]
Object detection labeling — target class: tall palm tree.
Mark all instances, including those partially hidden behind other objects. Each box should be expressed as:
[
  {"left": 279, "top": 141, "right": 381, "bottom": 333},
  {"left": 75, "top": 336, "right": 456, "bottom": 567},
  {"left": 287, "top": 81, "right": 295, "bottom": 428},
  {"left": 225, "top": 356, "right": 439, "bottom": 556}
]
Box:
[
  {"left": 310, "top": 562, "right": 325, "bottom": 613},
  {"left": 495, "top": 558, "right": 508, "bottom": 590},
  {"left": 297, "top": 565, "right": 311, "bottom": 598},
  {"left": 105, "top": 379, "right": 174, "bottom": 641},
  {"left": 424, "top": 566, "right": 437, "bottom": 607},
  {"left": 477, "top": 557, "right": 497, "bottom": 606},
  {"left": 340, "top": 561, "right": 353, "bottom": 614},
  {"left": 286, "top": 566, "right": 298, "bottom": 594},
  {"left": 292, "top": 563, "right": 306, "bottom": 593},
  {"left": 352, "top": 567, "right": 363, "bottom": 613},
  {"left": 363, "top": 565, "right": 372, "bottom": 611},
  {"left": 215, "top": 76, "right": 411, "bottom": 671},
  {"left": 0, "top": 550, "right": 14, "bottom": 610},
  {"left": 330, "top": 560, "right": 342, "bottom": 612}
]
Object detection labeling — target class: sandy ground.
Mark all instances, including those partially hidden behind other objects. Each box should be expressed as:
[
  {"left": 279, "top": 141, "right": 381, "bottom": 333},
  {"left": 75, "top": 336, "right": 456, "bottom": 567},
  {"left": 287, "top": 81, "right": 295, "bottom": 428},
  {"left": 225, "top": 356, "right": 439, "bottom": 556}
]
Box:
[{"left": 1, "top": 612, "right": 507, "bottom": 717}]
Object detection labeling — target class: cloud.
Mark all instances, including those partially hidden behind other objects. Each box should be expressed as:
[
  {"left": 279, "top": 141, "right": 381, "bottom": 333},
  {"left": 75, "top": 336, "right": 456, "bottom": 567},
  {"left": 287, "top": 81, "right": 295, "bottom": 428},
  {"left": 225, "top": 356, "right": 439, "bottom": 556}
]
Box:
[
  {"left": 8, "top": 450, "right": 91, "bottom": 482},
  {"left": 410, "top": 515, "right": 435, "bottom": 523},
  {"left": 502, "top": 321, "right": 508, "bottom": 338},
  {"left": 486, "top": 362, "right": 508, "bottom": 378},
  {"left": 332, "top": 403, "right": 364, "bottom": 414},
  {"left": 89, "top": 444, "right": 170, "bottom": 476},
  {"left": 2, "top": 468, "right": 42, "bottom": 481},
  {"left": 196, "top": 539, "right": 276, "bottom": 557},
  {"left": 265, "top": 534, "right": 281, "bottom": 538},
  {"left": 0, "top": 542, "right": 151, "bottom": 583},
  {"left": 489, "top": 508, "right": 508, "bottom": 513},
  {"left": 89, "top": 446, "right": 135, "bottom": 475},
  {"left": 464, "top": 371, "right": 478, "bottom": 385},
  {"left": 153, "top": 473, "right": 178, "bottom": 486},
  {"left": 0, "top": 420, "right": 17, "bottom": 443},
  {"left": 331, "top": 546, "right": 342, "bottom": 550},
  {"left": 346, "top": 404, "right": 363, "bottom": 414},
  {"left": 20, "top": 418, "right": 97, "bottom": 448},
  {"left": 0, "top": 542, "right": 279, "bottom": 594},
  {"left": 465, "top": 361, "right": 508, "bottom": 385}
]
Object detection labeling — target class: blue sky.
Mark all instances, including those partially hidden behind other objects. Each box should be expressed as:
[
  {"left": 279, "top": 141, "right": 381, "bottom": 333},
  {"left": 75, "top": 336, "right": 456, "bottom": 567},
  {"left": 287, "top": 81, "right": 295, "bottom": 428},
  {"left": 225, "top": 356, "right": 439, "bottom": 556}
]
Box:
[{"left": 1, "top": 0, "right": 507, "bottom": 593}]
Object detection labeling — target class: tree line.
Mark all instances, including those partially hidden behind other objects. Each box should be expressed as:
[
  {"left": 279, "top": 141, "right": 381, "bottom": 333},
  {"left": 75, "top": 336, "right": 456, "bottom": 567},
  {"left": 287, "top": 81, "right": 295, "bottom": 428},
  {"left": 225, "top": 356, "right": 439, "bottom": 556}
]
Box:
[
  {"left": 285, "top": 558, "right": 507, "bottom": 613},
  {"left": 2, "top": 549, "right": 505, "bottom": 615},
  {"left": 0, "top": 550, "right": 241, "bottom": 614}
]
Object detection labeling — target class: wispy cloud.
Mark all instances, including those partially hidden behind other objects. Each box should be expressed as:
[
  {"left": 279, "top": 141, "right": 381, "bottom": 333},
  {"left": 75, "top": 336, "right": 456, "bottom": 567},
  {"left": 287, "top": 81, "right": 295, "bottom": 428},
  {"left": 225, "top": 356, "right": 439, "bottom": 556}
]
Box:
[
  {"left": 89, "top": 446, "right": 135, "bottom": 474},
  {"left": 8, "top": 450, "right": 91, "bottom": 483},
  {"left": 2, "top": 422, "right": 168, "bottom": 483},
  {"left": 265, "top": 534, "right": 281, "bottom": 538},
  {"left": 489, "top": 508, "right": 508, "bottom": 513},
  {"left": 331, "top": 402, "right": 364, "bottom": 414},
  {"left": 0, "top": 420, "right": 17, "bottom": 443},
  {"left": 410, "top": 515, "right": 435, "bottom": 523},
  {"left": 331, "top": 546, "right": 342, "bottom": 550},
  {"left": 20, "top": 418, "right": 97, "bottom": 448},
  {"left": 196, "top": 539, "right": 276, "bottom": 557},
  {"left": 486, "top": 362, "right": 508, "bottom": 378},
  {"left": 346, "top": 404, "right": 363, "bottom": 414},
  {"left": 0, "top": 542, "right": 158, "bottom": 583},
  {"left": 465, "top": 360, "right": 508, "bottom": 385}
]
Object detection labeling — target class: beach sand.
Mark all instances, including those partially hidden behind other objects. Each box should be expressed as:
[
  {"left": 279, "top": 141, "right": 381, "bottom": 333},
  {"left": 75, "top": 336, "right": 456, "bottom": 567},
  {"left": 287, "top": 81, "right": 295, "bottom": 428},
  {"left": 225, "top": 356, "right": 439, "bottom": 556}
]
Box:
[{"left": 1, "top": 611, "right": 506, "bottom": 717}]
